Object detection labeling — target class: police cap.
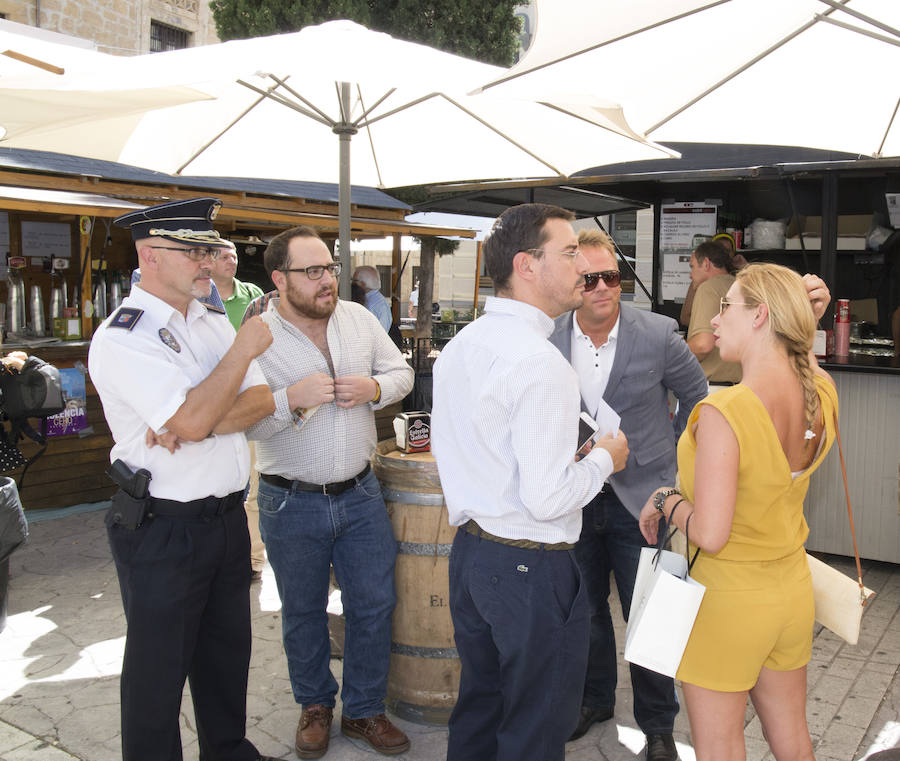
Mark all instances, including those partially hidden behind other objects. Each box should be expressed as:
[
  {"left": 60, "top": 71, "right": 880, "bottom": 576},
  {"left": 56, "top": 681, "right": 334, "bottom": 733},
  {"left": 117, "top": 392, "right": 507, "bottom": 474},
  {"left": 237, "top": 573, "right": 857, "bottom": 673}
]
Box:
[{"left": 114, "top": 197, "right": 227, "bottom": 246}]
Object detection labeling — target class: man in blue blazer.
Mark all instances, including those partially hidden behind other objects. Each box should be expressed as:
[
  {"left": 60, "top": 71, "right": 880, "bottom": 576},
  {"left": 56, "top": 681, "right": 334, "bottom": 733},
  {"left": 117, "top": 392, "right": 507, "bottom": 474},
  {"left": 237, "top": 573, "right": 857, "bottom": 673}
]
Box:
[{"left": 550, "top": 229, "right": 707, "bottom": 761}]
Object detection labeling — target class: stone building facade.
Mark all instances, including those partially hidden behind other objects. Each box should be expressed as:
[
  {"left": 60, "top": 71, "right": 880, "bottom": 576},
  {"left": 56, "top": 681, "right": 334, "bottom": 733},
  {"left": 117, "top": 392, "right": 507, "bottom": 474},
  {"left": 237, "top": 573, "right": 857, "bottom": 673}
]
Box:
[{"left": 0, "top": 0, "right": 220, "bottom": 55}]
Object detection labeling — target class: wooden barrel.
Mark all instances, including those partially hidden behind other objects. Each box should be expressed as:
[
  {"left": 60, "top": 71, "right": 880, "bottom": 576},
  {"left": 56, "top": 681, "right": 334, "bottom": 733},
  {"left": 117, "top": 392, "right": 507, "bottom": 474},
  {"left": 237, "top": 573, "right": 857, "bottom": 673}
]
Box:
[{"left": 372, "top": 439, "right": 459, "bottom": 725}]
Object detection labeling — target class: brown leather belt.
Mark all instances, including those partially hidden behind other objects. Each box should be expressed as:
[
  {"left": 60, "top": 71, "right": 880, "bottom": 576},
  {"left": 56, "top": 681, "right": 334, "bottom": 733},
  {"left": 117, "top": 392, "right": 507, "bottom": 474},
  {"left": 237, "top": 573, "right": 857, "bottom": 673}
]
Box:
[
  {"left": 260, "top": 464, "right": 371, "bottom": 496},
  {"left": 464, "top": 520, "right": 575, "bottom": 551}
]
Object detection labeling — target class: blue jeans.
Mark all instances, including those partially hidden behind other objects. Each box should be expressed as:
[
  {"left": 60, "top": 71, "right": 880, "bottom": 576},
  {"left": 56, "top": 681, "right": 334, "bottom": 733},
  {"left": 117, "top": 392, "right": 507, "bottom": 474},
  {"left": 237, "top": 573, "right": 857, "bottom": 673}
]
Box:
[
  {"left": 574, "top": 488, "right": 679, "bottom": 735},
  {"left": 447, "top": 529, "right": 589, "bottom": 761},
  {"left": 257, "top": 470, "right": 397, "bottom": 718}
]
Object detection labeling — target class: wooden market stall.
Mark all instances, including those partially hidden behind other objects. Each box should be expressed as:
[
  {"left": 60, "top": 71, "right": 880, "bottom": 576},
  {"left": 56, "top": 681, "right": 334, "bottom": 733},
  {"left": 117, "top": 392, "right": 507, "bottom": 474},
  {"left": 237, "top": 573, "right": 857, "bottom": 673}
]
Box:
[{"left": 0, "top": 147, "right": 474, "bottom": 511}]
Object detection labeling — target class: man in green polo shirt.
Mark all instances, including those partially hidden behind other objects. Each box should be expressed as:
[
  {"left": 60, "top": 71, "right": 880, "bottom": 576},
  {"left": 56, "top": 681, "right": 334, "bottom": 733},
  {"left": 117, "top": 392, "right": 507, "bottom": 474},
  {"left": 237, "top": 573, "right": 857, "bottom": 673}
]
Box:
[
  {"left": 211, "top": 240, "right": 265, "bottom": 331},
  {"left": 211, "top": 239, "right": 267, "bottom": 580}
]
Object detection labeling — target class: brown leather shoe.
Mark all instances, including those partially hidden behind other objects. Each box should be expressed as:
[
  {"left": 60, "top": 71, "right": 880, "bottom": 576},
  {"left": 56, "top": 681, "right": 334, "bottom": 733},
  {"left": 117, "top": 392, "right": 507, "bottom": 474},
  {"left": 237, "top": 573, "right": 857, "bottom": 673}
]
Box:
[
  {"left": 295, "top": 704, "right": 333, "bottom": 759},
  {"left": 340, "top": 713, "right": 410, "bottom": 755}
]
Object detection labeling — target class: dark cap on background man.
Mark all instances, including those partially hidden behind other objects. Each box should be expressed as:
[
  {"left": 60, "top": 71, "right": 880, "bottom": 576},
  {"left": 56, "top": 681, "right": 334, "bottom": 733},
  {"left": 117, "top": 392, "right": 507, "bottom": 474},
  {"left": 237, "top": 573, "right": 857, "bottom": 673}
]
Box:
[{"left": 113, "top": 197, "right": 227, "bottom": 246}]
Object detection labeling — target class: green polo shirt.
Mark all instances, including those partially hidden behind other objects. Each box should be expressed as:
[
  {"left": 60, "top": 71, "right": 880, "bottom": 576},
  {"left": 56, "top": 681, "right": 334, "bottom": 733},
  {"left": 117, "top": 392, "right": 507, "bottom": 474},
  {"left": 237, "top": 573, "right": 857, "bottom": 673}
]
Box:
[{"left": 222, "top": 278, "right": 264, "bottom": 331}]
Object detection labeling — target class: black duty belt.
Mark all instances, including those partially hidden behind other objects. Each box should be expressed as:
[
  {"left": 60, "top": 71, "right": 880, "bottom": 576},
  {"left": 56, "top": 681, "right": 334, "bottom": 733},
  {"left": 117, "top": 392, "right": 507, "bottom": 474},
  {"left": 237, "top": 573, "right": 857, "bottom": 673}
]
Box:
[
  {"left": 149, "top": 490, "right": 244, "bottom": 519},
  {"left": 260, "top": 464, "right": 371, "bottom": 496},
  {"left": 464, "top": 520, "right": 575, "bottom": 551}
]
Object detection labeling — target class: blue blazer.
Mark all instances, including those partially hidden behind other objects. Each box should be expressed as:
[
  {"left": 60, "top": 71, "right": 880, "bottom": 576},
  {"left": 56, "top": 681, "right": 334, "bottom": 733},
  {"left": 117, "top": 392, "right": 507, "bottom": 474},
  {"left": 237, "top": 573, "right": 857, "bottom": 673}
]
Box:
[{"left": 549, "top": 304, "right": 708, "bottom": 520}]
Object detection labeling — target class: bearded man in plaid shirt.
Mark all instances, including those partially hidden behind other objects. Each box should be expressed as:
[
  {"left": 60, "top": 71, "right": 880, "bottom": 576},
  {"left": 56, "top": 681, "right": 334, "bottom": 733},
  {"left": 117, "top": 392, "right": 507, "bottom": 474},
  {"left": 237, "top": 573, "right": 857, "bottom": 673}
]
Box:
[{"left": 246, "top": 225, "right": 413, "bottom": 759}]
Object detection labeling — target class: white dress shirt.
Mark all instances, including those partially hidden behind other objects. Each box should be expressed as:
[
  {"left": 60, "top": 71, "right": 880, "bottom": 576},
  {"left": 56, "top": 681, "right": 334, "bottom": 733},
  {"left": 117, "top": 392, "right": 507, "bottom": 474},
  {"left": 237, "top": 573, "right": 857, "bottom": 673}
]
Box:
[
  {"left": 88, "top": 285, "right": 265, "bottom": 501},
  {"left": 247, "top": 299, "right": 414, "bottom": 483},
  {"left": 431, "top": 296, "right": 614, "bottom": 544},
  {"left": 570, "top": 311, "right": 620, "bottom": 418}
]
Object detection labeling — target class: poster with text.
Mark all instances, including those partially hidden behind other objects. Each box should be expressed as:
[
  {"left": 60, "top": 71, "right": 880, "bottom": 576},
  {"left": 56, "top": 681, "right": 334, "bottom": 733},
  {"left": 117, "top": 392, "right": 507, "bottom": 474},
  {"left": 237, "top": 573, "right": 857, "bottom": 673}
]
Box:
[
  {"left": 659, "top": 202, "right": 717, "bottom": 301},
  {"left": 46, "top": 368, "right": 87, "bottom": 437}
]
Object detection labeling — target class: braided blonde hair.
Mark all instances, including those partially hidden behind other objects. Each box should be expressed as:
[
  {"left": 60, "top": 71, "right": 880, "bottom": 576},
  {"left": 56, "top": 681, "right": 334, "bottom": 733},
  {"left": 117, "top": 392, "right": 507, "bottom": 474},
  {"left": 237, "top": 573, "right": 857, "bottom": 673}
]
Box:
[{"left": 735, "top": 263, "right": 820, "bottom": 443}]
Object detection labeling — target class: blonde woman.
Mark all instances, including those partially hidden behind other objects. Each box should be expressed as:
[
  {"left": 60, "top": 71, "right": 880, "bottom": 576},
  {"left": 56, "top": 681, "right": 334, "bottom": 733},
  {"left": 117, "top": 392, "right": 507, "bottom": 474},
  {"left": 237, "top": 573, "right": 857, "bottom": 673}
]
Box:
[{"left": 639, "top": 264, "right": 838, "bottom": 761}]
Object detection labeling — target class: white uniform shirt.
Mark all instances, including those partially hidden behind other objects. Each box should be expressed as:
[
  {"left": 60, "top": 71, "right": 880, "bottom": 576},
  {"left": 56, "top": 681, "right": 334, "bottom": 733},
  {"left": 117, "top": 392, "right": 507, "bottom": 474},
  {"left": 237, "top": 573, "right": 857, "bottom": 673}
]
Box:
[
  {"left": 570, "top": 311, "right": 620, "bottom": 417},
  {"left": 431, "top": 296, "right": 614, "bottom": 545},
  {"left": 88, "top": 284, "right": 265, "bottom": 501},
  {"left": 247, "top": 299, "right": 414, "bottom": 483}
]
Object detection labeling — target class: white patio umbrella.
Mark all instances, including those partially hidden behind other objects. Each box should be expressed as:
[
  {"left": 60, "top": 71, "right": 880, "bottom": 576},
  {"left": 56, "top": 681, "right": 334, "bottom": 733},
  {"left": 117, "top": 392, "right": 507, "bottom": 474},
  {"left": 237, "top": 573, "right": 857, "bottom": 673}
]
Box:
[
  {"left": 479, "top": 0, "right": 900, "bottom": 159},
  {"left": 0, "top": 19, "right": 676, "bottom": 294}
]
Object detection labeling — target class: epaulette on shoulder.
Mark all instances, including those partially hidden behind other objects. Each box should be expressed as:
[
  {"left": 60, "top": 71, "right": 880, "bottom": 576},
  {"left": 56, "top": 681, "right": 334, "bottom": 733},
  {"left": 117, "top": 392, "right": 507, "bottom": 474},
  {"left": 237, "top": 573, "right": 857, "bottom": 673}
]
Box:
[
  {"left": 109, "top": 307, "right": 144, "bottom": 330},
  {"left": 204, "top": 303, "right": 226, "bottom": 315}
]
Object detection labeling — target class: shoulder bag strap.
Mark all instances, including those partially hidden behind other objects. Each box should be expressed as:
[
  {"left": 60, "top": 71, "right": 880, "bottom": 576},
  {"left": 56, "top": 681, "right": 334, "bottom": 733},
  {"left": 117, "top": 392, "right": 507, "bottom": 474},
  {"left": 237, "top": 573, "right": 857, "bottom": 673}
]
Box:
[{"left": 832, "top": 408, "right": 868, "bottom": 606}]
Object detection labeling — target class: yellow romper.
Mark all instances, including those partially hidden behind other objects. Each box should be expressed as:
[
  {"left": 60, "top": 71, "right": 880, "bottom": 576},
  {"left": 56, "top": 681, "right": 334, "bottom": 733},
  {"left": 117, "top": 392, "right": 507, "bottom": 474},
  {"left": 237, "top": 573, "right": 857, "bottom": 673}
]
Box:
[{"left": 675, "top": 375, "right": 838, "bottom": 691}]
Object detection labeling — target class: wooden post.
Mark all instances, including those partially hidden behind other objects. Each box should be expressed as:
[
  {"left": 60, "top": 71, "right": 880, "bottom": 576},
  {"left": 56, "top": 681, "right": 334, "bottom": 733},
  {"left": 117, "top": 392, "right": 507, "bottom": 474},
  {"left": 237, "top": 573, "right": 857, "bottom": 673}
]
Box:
[
  {"left": 391, "top": 233, "right": 401, "bottom": 324},
  {"left": 415, "top": 237, "right": 435, "bottom": 339},
  {"left": 80, "top": 216, "right": 92, "bottom": 338}
]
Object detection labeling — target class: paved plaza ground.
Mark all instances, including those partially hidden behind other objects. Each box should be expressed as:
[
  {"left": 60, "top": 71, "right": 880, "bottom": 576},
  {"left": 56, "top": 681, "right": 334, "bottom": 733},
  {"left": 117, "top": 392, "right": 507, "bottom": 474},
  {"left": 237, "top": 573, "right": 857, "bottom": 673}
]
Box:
[{"left": 1, "top": 505, "right": 899, "bottom": 761}]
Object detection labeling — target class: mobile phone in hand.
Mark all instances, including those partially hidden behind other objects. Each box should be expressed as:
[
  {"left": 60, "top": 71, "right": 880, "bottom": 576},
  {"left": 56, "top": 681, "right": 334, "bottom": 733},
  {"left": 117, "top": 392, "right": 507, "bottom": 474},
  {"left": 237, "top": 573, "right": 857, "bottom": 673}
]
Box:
[{"left": 576, "top": 411, "right": 600, "bottom": 461}]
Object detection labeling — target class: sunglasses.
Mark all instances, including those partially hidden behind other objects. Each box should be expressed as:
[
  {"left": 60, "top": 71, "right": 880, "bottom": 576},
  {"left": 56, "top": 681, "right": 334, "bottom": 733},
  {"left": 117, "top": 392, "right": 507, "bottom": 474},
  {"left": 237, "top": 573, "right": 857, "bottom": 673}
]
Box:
[{"left": 583, "top": 270, "right": 621, "bottom": 292}]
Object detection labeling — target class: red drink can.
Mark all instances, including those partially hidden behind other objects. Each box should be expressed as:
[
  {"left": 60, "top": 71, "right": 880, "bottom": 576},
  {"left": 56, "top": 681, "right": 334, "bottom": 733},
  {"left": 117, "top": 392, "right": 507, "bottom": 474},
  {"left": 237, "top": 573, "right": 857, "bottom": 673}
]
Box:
[{"left": 835, "top": 299, "right": 850, "bottom": 323}]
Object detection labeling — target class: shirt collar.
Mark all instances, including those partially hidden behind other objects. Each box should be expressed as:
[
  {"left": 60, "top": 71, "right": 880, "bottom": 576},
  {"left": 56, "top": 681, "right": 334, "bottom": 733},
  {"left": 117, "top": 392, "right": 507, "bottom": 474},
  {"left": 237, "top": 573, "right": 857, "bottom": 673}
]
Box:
[
  {"left": 572, "top": 310, "right": 620, "bottom": 347},
  {"left": 484, "top": 296, "right": 556, "bottom": 338},
  {"left": 130, "top": 283, "right": 207, "bottom": 326}
]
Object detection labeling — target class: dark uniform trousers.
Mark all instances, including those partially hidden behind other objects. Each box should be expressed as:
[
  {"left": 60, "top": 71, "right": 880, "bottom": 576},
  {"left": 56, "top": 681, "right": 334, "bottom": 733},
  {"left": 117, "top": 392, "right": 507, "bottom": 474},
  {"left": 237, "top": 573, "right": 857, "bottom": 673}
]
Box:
[{"left": 107, "top": 499, "right": 259, "bottom": 761}]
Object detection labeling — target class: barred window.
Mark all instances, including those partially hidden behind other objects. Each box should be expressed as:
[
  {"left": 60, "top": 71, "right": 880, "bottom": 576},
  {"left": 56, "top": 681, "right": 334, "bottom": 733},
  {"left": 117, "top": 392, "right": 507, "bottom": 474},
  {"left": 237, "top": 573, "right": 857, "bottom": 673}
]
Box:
[{"left": 150, "top": 21, "right": 189, "bottom": 53}]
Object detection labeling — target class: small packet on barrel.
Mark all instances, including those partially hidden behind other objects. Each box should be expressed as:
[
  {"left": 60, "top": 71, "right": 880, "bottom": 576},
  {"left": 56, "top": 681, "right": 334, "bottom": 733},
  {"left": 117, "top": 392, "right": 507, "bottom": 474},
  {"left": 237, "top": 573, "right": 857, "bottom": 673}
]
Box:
[{"left": 393, "top": 411, "right": 431, "bottom": 453}]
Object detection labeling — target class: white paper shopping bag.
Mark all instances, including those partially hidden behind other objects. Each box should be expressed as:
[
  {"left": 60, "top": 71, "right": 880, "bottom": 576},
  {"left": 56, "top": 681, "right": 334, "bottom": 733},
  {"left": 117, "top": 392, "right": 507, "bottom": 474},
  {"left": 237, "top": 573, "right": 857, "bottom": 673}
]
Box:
[{"left": 624, "top": 546, "right": 705, "bottom": 678}]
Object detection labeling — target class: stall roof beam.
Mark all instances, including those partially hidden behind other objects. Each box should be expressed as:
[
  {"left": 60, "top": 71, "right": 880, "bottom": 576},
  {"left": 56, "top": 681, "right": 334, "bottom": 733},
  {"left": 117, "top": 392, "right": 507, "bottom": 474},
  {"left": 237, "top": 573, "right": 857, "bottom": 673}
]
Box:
[{"left": 0, "top": 184, "right": 475, "bottom": 238}]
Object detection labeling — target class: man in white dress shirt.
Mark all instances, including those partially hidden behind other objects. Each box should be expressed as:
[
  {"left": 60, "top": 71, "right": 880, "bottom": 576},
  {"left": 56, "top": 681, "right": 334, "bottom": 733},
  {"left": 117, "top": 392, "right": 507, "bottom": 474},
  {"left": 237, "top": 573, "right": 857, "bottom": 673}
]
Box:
[
  {"left": 431, "top": 203, "right": 629, "bottom": 761},
  {"left": 246, "top": 225, "right": 414, "bottom": 759},
  {"left": 89, "top": 198, "right": 277, "bottom": 761}
]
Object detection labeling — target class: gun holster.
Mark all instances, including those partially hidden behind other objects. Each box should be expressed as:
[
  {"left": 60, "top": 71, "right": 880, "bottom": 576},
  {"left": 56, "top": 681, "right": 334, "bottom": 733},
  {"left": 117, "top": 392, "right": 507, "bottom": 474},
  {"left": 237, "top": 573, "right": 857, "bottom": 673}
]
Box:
[{"left": 106, "top": 489, "right": 151, "bottom": 531}]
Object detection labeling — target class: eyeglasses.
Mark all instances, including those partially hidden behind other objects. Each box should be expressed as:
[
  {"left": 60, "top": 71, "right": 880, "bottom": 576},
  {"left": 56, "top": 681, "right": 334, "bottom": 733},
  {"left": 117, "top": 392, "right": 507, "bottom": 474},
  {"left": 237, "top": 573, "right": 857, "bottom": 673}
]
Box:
[
  {"left": 583, "top": 270, "right": 621, "bottom": 292},
  {"left": 719, "top": 298, "right": 754, "bottom": 314},
  {"left": 526, "top": 247, "right": 583, "bottom": 260},
  {"left": 149, "top": 245, "right": 221, "bottom": 262},
  {"left": 280, "top": 262, "right": 342, "bottom": 280}
]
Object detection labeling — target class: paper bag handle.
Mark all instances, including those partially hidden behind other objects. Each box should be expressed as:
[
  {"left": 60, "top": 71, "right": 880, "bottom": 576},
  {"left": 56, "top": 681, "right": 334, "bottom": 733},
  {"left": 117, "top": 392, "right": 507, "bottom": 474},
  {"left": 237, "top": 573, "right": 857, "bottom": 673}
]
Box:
[{"left": 654, "top": 499, "right": 700, "bottom": 575}]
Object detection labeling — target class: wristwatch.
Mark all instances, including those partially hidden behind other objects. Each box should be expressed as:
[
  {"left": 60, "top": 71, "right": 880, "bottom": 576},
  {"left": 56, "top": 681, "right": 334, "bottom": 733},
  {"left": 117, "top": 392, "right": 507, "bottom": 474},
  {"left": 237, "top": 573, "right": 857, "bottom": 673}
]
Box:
[{"left": 653, "top": 488, "right": 680, "bottom": 515}]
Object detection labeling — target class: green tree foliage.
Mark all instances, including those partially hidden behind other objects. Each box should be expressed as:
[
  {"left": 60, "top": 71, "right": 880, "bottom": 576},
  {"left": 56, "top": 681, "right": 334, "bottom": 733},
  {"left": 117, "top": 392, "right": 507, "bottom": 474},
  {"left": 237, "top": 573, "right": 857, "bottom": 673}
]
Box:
[{"left": 211, "top": 0, "right": 522, "bottom": 66}]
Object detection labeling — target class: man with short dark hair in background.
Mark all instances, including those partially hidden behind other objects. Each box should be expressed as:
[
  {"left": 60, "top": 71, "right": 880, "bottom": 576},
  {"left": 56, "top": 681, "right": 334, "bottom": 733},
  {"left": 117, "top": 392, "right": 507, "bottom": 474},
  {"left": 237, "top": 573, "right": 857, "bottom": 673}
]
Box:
[
  {"left": 551, "top": 228, "right": 707, "bottom": 761},
  {"left": 687, "top": 240, "right": 741, "bottom": 385},
  {"left": 247, "top": 225, "right": 413, "bottom": 759},
  {"left": 432, "top": 203, "right": 629, "bottom": 761}
]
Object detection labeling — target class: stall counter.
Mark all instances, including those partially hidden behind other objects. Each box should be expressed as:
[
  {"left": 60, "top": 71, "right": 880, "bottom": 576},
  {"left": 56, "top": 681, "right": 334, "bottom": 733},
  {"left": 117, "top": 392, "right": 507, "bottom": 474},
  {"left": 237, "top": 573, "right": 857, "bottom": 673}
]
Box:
[{"left": 806, "top": 359, "right": 900, "bottom": 563}]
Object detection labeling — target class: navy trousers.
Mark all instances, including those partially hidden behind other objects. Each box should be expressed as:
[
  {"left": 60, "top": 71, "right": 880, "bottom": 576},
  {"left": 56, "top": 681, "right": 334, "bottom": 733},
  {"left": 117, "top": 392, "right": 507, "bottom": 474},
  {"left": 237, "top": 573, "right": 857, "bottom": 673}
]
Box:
[
  {"left": 107, "top": 500, "right": 259, "bottom": 761},
  {"left": 447, "top": 528, "right": 589, "bottom": 761},
  {"left": 574, "top": 488, "right": 679, "bottom": 735}
]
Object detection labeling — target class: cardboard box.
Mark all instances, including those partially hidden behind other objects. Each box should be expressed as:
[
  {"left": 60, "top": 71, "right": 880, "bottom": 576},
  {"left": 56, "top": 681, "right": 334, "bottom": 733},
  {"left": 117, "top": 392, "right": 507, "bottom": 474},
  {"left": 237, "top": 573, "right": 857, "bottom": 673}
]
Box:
[
  {"left": 784, "top": 235, "right": 866, "bottom": 250},
  {"left": 786, "top": 214, "right": 873, "bottom": 237},
  {"left": 53, "top": 317, "right": 81, "bottom": 340},
  {"left": 850, "top": 298, "right": 878, "bottom": 324}
]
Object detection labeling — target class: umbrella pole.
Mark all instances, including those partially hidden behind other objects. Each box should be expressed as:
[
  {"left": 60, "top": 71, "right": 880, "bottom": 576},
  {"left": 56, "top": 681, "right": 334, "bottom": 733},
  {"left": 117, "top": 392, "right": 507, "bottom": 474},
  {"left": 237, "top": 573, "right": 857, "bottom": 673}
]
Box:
[{"left": 337, "top": 82, "right": 355, "bottom": 300}]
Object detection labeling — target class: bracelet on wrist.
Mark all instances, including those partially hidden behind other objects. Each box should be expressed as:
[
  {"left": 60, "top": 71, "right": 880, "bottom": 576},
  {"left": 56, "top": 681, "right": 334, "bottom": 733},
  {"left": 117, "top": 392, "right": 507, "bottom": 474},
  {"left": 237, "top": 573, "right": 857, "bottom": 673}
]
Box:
[
  {"left": 371, "top": 378, "right": 382, "bottom": 404},
  {"left": 653, "top": 487, "right": 680, "bottom": 515}
]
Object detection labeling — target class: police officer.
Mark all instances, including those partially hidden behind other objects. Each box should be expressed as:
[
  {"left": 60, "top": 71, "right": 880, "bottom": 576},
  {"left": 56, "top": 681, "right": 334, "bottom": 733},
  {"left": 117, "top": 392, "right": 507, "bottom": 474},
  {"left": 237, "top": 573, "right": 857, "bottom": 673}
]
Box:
[{"left": 88, "top": 197, "right": 278, "bottom": 761}]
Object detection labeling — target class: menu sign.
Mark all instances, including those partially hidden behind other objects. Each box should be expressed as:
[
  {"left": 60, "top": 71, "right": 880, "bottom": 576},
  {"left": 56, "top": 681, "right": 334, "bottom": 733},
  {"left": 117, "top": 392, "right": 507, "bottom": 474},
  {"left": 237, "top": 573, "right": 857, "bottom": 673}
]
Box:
[{"left": 659, "top": 202, "right": 717, "bottom": 301}]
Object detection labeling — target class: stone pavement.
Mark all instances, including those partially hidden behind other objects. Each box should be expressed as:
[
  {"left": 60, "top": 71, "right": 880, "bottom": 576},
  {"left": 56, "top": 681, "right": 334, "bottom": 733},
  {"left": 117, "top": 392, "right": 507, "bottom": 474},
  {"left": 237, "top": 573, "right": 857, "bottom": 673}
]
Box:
[{"left": 1, "top": 505, "right": 899, "bottom": 761}]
